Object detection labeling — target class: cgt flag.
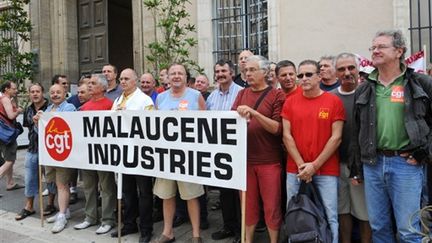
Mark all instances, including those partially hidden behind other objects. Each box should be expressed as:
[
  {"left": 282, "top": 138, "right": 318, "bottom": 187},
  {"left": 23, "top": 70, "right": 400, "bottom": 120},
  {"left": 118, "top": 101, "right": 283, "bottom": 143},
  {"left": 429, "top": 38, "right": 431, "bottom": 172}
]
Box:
[{"left": 39, "top": 110, "right": 248, "bottom": 191}]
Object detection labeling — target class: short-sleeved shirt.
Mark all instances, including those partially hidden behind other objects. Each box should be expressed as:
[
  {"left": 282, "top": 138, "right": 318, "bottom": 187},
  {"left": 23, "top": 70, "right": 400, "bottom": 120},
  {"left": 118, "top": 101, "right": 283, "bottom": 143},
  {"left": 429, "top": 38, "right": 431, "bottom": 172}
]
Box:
[
  {"left": 46, "top": 101, "right": 76, "bottom": 113},
  {"left": 206, "top": 82, "right": 243, "bottom": 111},
  {"left": 281, "top": 92, "right": 345, "bottom": 176},
  {"left": 80, "top": 97, "right": 113, "bottom": 111},
  {"left": 156, "top": 88, "right": 200, "bottom": 111},
  {"left": 232, "top": 87, "right": 285, "bottom": 164},
  {"left": 112, "top": 88, "right": 154, "bottom": 111},
  {"left": 105, "top": 84, "right": 123, "bottom": 101},
  {"left": 369, "top": 68, "right": 410, "bottom": 150}
]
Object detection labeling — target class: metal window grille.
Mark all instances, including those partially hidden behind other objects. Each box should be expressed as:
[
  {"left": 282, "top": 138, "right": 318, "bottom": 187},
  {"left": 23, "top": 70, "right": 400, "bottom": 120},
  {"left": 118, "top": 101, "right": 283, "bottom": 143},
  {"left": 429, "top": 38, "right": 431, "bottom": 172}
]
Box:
[
  {"left": 0, "top": 7, "right": 19, "bottom": 78},
  {"left": 409, "top": 0, "right": 432, "bottom": 62},
  {"left": 212, "top": 0, "right": 268, "bottom": 72}
]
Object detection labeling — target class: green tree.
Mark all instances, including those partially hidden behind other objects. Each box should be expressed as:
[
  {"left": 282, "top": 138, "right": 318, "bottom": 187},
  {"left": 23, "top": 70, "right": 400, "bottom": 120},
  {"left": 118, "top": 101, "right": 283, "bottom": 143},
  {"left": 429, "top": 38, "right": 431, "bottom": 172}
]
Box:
[
  {"left": 143, "top": 0, "right": 203, "bottom": 77},
  {"left": 0, "top": 0, "right": 34, "bottom": 93}
]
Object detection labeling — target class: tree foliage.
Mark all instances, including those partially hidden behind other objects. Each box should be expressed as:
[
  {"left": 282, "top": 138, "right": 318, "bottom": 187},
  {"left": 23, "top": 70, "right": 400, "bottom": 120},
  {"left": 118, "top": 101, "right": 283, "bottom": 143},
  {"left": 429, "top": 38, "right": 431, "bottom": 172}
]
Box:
[
  {"left": 0, "top": 0, "right": 34, "bottom": 92},
  {"left": 143, "top": 0, "right": 203, "bottom": 77}
]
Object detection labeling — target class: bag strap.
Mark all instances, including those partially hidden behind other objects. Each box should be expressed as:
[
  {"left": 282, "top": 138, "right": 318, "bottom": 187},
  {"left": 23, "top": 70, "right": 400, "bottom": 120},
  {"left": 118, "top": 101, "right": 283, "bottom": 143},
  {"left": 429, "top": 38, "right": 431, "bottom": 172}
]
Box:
[
  {"left": 298, "top": 180, "right": 328, "bottom": 220},
  {"left": 253, "top": 86, "right": 272, "bottom": 110}
]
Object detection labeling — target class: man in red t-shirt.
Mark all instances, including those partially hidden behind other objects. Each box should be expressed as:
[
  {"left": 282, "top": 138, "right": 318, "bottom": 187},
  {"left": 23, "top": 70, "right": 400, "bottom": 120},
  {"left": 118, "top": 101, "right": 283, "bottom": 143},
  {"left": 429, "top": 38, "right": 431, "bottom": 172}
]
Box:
[
  {"left": 281, "top": 59, "right": 345, "bottom": 243},
  {"left": 73, "top": 74, "right": 117, "bottom": 234},
  {"left": 275, "top": 60, "right": 302, "bottom": 98},
  {"left": 232, "top": 55, "right": 285, "bottom": 243}
]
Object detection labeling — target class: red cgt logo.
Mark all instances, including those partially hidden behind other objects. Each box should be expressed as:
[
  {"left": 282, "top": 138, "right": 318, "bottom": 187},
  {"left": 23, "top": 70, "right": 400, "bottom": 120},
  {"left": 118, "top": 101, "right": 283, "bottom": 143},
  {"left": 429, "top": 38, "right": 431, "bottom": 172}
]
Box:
[{"left": 45, "top": 117, "right": 72, "bottom": 161}]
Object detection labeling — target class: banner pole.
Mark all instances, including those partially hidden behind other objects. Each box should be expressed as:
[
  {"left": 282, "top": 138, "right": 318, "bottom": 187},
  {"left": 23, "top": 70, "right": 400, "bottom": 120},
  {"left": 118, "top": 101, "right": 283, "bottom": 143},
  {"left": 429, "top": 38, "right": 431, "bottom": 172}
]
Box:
[
  {"left": 117, "top": 173, "right": 123, "bottom": 243},
  {"left": 241, "top": 190, "right": 246, "bottom": 243},
  {"left": 423, "top": 44, "right": 427, "bottom": 72},
  {"left": 38, "top": 165, "right": 44, "bottom": 227}
]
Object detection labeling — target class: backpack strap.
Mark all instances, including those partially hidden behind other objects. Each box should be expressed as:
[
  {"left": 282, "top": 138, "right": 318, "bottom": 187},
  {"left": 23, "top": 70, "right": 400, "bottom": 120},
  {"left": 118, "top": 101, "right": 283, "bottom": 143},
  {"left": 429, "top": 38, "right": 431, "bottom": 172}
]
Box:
[{"left": 253, "top": 86, "right": 272, "bottom": 110}]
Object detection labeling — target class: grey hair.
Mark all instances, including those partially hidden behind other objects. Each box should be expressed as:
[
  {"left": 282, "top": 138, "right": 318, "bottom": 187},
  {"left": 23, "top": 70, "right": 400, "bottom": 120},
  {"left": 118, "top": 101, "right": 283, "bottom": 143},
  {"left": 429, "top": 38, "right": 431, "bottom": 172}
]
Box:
[
  {"left": 319, "top": 55, "right": 336, "bottom": 63},
  {"left": 334, "top": 52, "right": 359, "bottom": 68},
  {"left": 246, "top": 55, "right": 271, "bottom": 73},
  {"left": 92, "top": 74, "right": 109, "bottom": 90},
  {"left": 374, "top": 30, "right": 407, "bottom": 62}
]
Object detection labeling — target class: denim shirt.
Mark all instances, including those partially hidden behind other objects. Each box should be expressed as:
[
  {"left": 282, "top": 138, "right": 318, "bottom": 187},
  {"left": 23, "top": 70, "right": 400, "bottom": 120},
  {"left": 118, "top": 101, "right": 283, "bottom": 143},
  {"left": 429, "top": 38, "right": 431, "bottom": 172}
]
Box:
[{"left": 350, "top": 68, "right": 432, "bottom": 177}]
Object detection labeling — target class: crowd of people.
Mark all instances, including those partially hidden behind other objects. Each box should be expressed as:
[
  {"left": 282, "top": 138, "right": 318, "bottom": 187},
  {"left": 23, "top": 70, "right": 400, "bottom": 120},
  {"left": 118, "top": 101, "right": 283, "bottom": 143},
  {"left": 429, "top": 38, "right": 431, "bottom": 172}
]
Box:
[{"left": 0, "top": 29, "right": 431, "bottom": 243}]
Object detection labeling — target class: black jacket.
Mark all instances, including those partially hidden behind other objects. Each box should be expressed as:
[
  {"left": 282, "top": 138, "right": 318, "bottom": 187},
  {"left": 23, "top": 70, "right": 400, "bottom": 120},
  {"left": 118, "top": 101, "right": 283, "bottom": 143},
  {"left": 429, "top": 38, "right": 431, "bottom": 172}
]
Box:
[{"left": 350, "top": 68, "right": 432, "bottom": 177}]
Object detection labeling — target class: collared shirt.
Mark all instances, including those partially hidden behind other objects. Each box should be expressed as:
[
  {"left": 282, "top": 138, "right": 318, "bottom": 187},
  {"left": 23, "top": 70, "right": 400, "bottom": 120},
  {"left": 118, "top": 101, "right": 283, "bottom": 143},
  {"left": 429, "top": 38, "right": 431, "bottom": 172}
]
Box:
[
  {"left": 369, "top": 65, "right": 409, "bottom": 150},
  {"left": 112, "top": 88, "right": 154, "bottom": 111},
  {"left": 206, "top": 82, "right": 243, "bottom": 111},
  {"left": 45, "top": 100, "right": 76, "bottom": 112},
  {"left": 105, "top": 84, "right": 123, "bottom": 101}
]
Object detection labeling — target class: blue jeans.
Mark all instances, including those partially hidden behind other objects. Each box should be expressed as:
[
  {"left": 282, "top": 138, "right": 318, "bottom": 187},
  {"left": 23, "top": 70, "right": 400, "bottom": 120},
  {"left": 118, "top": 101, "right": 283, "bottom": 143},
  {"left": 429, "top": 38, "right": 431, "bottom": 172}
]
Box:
[
  {"left": 286, "top": 173, "right": 338, "bottom": 243},
  {"left": 363, "top": 155, "right": 423, "bottom": 243},
  {"left": 24, "top": 152, "right": 39, "bottom": 197}
]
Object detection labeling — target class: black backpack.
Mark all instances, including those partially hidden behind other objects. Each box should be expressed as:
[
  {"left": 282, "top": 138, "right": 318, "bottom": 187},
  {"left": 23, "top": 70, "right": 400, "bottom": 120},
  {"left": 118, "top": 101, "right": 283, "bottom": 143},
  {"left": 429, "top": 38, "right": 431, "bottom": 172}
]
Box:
[{"left": 283, "top": 181, "right": 332, "bottom": 243}]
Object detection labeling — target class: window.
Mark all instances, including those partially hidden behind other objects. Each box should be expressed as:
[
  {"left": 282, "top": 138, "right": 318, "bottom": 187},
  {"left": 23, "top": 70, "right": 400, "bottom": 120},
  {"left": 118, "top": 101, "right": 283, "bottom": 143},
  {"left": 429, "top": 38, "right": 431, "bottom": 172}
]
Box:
[
  {"left": 212, "top": 0, "right": 268, "bottom": 71},
  {"left": 0, "top": 7, "right": 18, "bottom": 77},
  {"left": 409, "top": 0, "right": 432, "bottom": 62}
]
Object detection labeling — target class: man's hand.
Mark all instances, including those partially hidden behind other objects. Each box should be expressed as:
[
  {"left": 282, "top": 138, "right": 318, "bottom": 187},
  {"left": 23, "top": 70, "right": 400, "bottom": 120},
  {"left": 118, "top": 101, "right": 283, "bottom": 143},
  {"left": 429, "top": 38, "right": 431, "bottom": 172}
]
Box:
[
  {"left": 400, "top": 152, "right": 418, "bottom": 165},
  {"left": 297, "top": 162, "right": 316, "bottom": 182},
  {"left": 236, "top": 105, "right": 255, "bottom": 122},
  {"left": 32, "top": 110, "right": 43, "bottom": 126}
]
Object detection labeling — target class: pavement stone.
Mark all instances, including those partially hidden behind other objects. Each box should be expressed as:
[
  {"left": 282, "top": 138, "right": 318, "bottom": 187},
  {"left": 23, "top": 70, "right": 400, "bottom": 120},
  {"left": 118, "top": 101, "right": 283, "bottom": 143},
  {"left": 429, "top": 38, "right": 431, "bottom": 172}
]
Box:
[{"left": 0, "top": 148, "right": 270, "bottom": 242}]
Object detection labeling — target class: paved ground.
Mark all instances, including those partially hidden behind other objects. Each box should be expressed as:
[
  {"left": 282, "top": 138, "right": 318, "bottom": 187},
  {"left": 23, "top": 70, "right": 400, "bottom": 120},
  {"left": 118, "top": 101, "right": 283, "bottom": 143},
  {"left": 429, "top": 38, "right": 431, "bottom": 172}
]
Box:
[{"left": 0, "top": 148, "right": 270, "bottom": 243}]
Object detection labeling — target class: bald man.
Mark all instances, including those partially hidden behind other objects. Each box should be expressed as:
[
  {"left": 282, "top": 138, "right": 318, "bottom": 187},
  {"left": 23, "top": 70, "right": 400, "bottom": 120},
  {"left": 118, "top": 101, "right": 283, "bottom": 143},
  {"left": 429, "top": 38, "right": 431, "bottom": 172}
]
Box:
[{"left": 140, "top": 73, "right": 158, "bottom": 103}]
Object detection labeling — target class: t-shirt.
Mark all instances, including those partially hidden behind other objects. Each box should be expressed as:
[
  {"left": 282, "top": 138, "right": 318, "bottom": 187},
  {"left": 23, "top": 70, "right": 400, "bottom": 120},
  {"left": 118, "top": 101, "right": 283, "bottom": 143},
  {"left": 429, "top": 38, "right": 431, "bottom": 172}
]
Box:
[
  {"left": 320, "top": 80, "right": 340, "bottom": 91},
  {"left": 283, "top": 85, "right": 302, "bottom": 99},
  {"left": 331, "top": 87, "right": 355, "bottom": 163},
  {"left": 156, "top": 87, "right": 201, "bottom": 111},
  {"left": 281, "top": 92, "right": 345, "bottom": 176},
  {"left": 80, "top": 97, "right": 113, "bottom": 111},
  {"left": 232, "top": 87, "right": 285, "bottom": 164}
]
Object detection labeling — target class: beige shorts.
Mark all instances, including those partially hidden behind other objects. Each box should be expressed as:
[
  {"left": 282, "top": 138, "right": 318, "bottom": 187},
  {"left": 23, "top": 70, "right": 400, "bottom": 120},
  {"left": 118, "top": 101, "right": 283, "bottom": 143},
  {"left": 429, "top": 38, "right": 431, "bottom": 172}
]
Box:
[
  {"left": 154, "top": 178, "right": 204, "bottom": 200},
  {"left": 337, "top": 163, "right": 369, "bottom": 221},
  {"left": 45, "top": 166, "right": 73, "bottom": 185}
]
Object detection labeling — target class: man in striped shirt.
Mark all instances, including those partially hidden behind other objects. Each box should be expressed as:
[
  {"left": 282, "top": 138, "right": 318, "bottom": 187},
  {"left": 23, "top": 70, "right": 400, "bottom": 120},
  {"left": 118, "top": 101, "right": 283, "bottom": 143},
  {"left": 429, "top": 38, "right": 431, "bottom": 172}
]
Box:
[{"left": 206, "top": 60, "right": 243, "bottom": 243}]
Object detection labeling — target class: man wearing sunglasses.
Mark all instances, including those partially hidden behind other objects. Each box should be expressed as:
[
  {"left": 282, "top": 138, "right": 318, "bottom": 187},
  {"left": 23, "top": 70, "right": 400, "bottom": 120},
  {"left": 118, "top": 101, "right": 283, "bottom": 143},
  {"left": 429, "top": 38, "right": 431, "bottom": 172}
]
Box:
[
  {"left": 281, "top": 59, "right": 345, "bottom": 243},
  {"left": 351, "top": 30, "right": 432, "bottom": 243}
]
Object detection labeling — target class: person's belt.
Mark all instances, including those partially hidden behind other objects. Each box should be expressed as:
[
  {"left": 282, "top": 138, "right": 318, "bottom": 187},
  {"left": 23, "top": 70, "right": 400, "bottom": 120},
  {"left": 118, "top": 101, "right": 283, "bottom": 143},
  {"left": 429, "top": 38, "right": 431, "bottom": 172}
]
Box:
[{"left": 376, "top": 149, "right": 413, "bottom": 157}]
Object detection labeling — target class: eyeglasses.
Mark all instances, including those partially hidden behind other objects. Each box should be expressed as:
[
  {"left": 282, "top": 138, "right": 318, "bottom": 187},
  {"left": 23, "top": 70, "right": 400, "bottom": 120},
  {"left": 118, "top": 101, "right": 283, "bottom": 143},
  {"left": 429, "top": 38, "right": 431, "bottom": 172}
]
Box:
[
  {"left": 296, "top": 72, "right": 316, "bottom": 79},
  {"left": 336, "top": 65, "right": 357, "bottom": 72},
  {"left": 368, "top": 45, "right": 392, "bottom": 52}
]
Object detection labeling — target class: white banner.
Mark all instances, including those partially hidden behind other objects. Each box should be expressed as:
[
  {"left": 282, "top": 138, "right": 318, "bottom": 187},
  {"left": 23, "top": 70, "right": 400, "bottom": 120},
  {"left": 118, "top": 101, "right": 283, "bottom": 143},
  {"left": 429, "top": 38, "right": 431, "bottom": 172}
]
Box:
[
  {"left": 405, "top": 50, "right": 426, "bottom": 73},
  {"left": 39, "top": 110, "right": 247, "bottom": 190},
  {"left": 355, "top": 50, "right": 427, "bottom": 74}
]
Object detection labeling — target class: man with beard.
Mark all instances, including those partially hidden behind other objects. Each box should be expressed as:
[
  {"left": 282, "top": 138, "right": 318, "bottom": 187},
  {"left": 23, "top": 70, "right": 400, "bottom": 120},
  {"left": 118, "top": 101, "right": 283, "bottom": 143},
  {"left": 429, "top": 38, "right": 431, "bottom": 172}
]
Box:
[{"left": 331, "top": 53, "right": 371, "bottom": 243}]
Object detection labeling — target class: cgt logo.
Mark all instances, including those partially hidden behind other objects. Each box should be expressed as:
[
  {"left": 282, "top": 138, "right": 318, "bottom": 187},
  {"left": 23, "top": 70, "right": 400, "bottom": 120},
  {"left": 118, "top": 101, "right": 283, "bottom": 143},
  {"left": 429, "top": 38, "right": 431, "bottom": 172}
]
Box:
[{"left": 45, "top": 117, "right": 72, "bottom": 161}]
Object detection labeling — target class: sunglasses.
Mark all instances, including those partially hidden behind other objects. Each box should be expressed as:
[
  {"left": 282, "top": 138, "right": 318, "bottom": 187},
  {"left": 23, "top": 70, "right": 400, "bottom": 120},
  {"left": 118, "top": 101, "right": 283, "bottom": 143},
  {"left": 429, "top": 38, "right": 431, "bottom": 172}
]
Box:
[{"left": 296, "top": 72, "right": 316, "bottom": 79}]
